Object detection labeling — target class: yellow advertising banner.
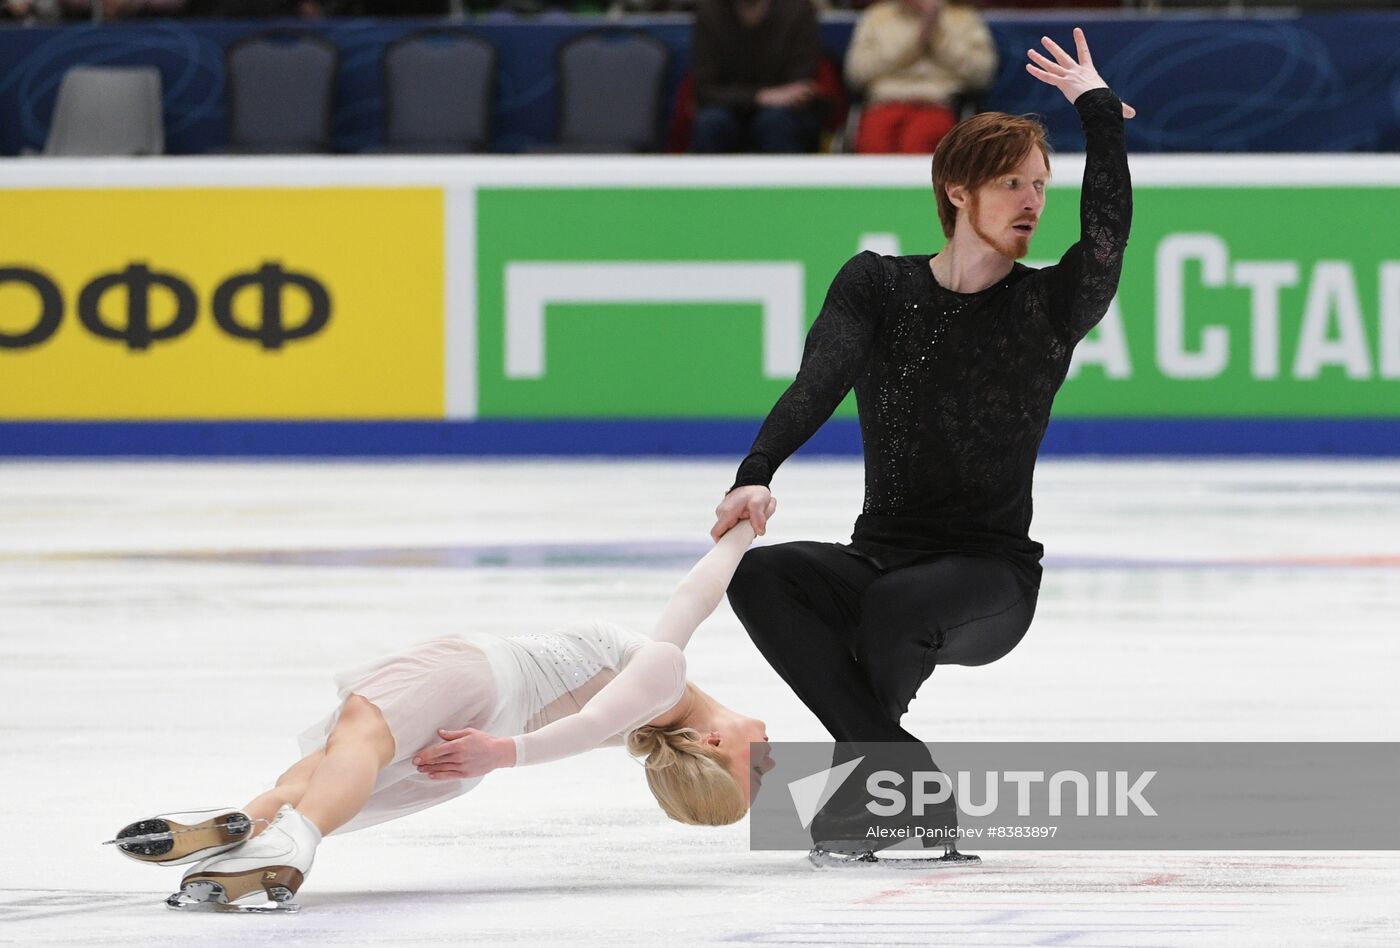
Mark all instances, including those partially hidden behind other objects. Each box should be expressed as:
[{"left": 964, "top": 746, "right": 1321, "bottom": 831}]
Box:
[{"left": 0, "top": 188, "right": 443, "bottom": 418}]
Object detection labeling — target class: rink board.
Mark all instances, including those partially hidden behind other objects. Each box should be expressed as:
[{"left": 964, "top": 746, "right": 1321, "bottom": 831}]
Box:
[{"left": 1, "top": 156, "right": 1398, "bottom": 454}]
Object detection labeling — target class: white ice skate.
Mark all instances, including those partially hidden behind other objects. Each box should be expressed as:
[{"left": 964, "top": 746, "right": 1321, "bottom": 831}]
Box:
[
  {"left": 105, "top": 808, "right": 255, "bottom": 867},
  {"left": 165, "top": 804, "right": 320, "bottom": 913}
]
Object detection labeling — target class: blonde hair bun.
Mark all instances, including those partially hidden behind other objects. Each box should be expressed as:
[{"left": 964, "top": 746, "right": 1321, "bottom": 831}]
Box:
[{"left": 627, "top": 725, "right": 747, "bottom": 826}]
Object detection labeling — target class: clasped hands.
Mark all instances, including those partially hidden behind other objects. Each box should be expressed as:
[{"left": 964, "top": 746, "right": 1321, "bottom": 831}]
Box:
[{"left": 755, "top": 81, "right": 817, "bottom": 109}]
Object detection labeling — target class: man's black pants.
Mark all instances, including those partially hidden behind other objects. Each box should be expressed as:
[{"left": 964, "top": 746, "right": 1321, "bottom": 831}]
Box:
[
  {"left": 728, "top": 541, "right": 1038, "bottom": 847},
  {"left": 728, "top": 541, "right": 1038, "bottom": 744}
]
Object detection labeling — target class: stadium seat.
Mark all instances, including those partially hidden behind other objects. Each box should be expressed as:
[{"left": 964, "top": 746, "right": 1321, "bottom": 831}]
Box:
[
  {"left": 225, "top": 33, "right": 338, "bottom": 154},
  {"left": 534, "top": 30, "right": 670, "bottom": 153},
  {"left": 383, "top": 31, "right": 497, "bottom": 154},
  {"left": 43, "top": 66, "right": 164, "bottom": 157}
]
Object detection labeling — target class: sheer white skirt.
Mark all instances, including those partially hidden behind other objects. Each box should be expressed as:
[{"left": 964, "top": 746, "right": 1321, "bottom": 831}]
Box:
[{"left": 296, "top": 635, "right": 518, "bottom": 835}]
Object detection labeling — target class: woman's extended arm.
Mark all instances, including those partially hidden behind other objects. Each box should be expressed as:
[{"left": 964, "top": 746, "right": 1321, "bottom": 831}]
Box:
[
  {"left": 413, "top": 520, "right": 766, "bottom": 777},
  {"left": 651, "top": 518, "right": 760, "bottom": 650},
  {"left": 508, "top": 520, "right": 766, "bottom": 766}
]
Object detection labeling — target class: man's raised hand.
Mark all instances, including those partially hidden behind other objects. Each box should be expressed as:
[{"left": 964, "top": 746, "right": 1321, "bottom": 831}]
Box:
[{"left": 1026, "top": 27, "right": 1135, "bottom": 119}]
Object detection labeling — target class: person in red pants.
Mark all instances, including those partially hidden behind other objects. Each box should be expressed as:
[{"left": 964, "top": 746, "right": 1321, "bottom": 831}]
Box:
[{"left": 845, "top": 0, "right": 998, "bottom": 154}]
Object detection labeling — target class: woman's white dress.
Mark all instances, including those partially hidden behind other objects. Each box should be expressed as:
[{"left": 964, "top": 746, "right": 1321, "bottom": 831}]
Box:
[{"left": 297, "top": 524, "right": 752, "bottom": 834}]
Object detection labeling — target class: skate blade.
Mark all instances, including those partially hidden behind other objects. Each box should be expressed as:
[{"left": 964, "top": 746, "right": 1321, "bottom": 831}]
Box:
[
  {"left": 808, "top": 848, "right": 982, "bottom": 870},
  {"left": 875, "top": 851, "right": 982, "bottom": 869},
  {"left": 105, "top": 812, "right": 255, "bottom": 864},
  {"left": 165, "top": 881, "right": 300, "bottom": 914},
  {"left": 166, "top": 896, "right": 301, "bottom": 914},
  {"left": 807, "top": 848, "right": 879, "bottom": 869}
]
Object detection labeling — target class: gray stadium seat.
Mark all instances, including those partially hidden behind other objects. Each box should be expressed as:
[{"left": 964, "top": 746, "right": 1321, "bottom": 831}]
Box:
[
  {"left": 225, "top": 33, "right": 337, "bottom": 154},
  {"left": 43, "top": 66, "right": 164, "bottom": 157},
  {"left": 383, "top": 31, "right": 496, "bottom": 154},
  {"left": 537, "top": 31, "right": 670, "bottom": 154}
]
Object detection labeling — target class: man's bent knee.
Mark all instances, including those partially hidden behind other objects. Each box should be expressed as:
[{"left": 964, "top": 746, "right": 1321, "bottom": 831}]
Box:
[{"left": 727, "top": 545, "right": 783, "bottom": 603}]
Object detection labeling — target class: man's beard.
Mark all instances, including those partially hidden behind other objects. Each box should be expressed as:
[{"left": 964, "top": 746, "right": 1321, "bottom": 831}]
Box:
[{"left": 968, "top": 193, "right": 1031, "bottom": 260}]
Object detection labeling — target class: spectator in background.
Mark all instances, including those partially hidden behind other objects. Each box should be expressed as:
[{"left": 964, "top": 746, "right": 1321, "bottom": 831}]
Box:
[
  {"left": 844, "top": 0, "right": 996, "bottom": 154},
  {"left": 1, "top": 0, "right": 341, "bottom": 16},
  {"left": 353, "top": 0, "right": 444, "bottom": 12},
  {"left": 186, "top": 0, "right": 323, "bottom": 14},
  {"left": 1, "top": 0, "right": 62, "bottom": 20},
  {"left": 690, "top": 0, "right": 823, "bottom": 154},
  {"left": 4, "top": 0, "right": 187, "bottom": 17}
]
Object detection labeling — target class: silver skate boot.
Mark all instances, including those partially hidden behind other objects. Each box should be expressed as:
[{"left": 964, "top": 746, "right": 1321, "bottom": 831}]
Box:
[
  {"left": 166, "top": 804, "right": 320, "bottom": 913},
  {"left": 105, "top": 808, "right": 255, "bottom": 866}
]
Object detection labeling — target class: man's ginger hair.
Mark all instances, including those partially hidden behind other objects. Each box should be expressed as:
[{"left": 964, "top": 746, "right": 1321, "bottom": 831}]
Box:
[{"left": 930, "top": 112, "right": 1052, "bottom": 238}]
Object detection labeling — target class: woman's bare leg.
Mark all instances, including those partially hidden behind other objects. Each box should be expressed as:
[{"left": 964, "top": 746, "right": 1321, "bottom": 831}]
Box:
[
  {"left": 240, "top": 749, "right": 324, "bottom": 832},
  {"left": 240, "top": 696, "right": 395, "bottom": 836}
]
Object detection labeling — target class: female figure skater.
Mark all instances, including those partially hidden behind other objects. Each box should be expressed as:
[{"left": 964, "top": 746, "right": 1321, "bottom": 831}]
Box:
[{"left": 107, "top": 509, "right": 775, "bottom": 912}]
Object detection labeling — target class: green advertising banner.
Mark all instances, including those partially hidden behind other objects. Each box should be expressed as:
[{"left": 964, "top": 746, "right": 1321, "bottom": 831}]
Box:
[
  {"left": 2, "top": 155, "right": 1396, "bottom": 455},
  {"left": 476, "top": 185, "right": 1400, "bottom": 419}
]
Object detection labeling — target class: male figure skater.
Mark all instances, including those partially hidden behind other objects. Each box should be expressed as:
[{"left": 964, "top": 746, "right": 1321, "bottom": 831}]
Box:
[{"left": 713, "top": 29, "right": 1134, "bottom": 864}]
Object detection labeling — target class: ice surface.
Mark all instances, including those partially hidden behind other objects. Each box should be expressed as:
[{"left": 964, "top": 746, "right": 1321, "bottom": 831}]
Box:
[{"left": 1, "top": 458, "right": 1396, "bottom": 946}]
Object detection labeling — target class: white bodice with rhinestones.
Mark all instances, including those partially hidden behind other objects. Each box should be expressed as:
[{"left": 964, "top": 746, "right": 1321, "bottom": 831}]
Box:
[
  {"left": 509, "top": 621, "right": 652, "bottom": 733},
  {"left": 477, "top": 619, "right": 688, "bottom": 766}
]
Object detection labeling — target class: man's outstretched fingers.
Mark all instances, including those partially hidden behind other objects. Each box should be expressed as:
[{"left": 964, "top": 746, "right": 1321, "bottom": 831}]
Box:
[
  {"left": 1040, "top": 35, "right": 1076, "bottom": 68},
  {"left": 1073, "top": 26, "right": 1093, "bottom": 66},
  {"left": 1027, "top": 49, "right": 1066, "bottom": 77}
]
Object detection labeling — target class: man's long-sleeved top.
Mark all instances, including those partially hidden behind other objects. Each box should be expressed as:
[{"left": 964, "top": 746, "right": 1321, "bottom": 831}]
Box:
[
  {"left": 692, "top": 0, "right": 820, "bottom": 112},
  {"left": 732, "top": 89, "right": 1132, "bottom": 590}
]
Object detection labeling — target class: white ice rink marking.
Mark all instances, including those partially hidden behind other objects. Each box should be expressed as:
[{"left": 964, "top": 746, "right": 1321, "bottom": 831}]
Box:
[{"left": 0, "top": 458, "right": 1397, "bottom": 946}]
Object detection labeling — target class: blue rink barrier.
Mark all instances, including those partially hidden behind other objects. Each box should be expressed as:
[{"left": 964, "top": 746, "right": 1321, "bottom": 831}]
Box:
[
  {"left": 1, "top": 13, "right": 1399, "bottom": 154},
  {"left": 1, "top": 420, "right": 1397, "bottom": 457}
]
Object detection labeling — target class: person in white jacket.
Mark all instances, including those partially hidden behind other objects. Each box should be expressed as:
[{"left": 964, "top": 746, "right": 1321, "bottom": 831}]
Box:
[
  {"left": 844, "top": 0, "right": 998, "bottom": 153},
  {"left": 108, "top": 508, "right": 776, "bottom": 912}
]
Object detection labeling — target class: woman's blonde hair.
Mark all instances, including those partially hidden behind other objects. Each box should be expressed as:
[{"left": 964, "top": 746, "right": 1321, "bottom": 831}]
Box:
[{"left": 627, "top": 725, "right": 748, "bottom": 826}]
